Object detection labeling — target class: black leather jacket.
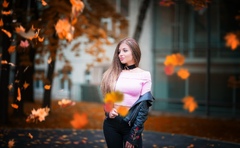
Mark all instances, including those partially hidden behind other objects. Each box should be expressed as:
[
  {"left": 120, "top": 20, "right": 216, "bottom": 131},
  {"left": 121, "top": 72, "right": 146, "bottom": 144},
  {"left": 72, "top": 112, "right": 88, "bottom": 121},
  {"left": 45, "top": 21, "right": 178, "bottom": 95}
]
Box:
[{"left": 123, "top": 91, "right": 155, "bottom": 146}]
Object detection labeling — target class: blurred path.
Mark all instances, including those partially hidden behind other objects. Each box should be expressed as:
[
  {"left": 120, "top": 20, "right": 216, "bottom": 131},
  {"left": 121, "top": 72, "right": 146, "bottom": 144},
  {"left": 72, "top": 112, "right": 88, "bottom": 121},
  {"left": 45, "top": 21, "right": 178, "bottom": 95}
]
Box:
[{"left": 1, "top": 129, "right": 240, "bottom": 148}]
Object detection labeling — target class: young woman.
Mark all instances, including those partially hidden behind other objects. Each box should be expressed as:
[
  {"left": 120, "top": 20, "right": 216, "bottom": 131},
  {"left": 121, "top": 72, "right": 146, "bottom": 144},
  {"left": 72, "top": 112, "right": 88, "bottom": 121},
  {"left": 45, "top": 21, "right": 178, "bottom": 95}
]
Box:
[{"left": 101, "top": 37, "right": 154, "bottom": 148}]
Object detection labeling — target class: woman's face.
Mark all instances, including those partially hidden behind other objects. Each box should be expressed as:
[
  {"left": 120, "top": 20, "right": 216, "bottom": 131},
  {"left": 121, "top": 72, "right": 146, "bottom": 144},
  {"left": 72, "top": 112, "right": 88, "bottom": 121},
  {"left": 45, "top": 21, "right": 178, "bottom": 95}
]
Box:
[{"left": 118, "top": 43, "right": 135, "bottom": 66}]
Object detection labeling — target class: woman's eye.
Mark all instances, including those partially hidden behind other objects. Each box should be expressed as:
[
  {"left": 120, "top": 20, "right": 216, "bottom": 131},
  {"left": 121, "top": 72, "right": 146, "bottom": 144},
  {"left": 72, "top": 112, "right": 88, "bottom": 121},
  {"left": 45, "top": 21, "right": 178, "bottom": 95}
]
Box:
[{"left": 123, "top": 49, "right": 128, "bottom": 52}]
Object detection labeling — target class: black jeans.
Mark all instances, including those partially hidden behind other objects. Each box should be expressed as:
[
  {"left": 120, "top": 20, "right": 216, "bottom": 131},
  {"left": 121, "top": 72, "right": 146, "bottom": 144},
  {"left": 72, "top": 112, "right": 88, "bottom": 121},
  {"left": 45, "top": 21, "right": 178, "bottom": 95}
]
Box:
[{"left": 103, "top": 116, "right": 142, "bottom": 148}]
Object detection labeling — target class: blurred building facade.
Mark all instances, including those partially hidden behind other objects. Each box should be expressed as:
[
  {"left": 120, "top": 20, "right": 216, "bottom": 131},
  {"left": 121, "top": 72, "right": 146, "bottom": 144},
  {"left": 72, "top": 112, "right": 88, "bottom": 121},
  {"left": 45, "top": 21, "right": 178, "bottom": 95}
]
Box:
[{"left": 34, "top": 0, "right": 240, "bottom": 117}]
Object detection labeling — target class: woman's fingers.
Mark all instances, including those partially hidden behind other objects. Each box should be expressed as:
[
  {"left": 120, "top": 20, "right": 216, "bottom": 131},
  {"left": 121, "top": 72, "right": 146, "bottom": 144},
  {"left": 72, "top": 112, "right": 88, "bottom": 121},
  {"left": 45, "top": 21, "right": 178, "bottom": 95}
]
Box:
[
  {"left": 109, "top": 108, "right": 118, "bottom": 118},
  {"left": 125, "top": 141, "right": 134, "bottom": 148}
]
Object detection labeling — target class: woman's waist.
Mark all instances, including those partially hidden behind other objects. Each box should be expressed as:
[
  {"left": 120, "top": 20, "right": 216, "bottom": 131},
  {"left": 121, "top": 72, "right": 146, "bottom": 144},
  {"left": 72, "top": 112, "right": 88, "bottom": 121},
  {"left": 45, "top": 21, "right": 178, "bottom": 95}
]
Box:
[{"left": 114, "top": 104, "right": 131, "bottom": 111}]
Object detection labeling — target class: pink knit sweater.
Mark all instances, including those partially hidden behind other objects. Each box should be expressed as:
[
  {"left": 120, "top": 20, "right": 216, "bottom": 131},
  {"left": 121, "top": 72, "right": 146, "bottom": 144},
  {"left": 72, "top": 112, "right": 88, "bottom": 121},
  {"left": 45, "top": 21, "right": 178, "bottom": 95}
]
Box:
[{"left": 114, "top": 70, "right": 152, "bottom": 107}]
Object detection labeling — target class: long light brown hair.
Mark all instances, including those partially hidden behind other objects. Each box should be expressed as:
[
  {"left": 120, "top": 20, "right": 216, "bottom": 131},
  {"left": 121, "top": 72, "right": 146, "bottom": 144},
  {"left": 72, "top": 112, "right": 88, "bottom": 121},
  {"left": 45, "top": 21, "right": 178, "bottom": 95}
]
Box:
[{"left": 100, "top": 37, "right": 141, "bottom": 96}]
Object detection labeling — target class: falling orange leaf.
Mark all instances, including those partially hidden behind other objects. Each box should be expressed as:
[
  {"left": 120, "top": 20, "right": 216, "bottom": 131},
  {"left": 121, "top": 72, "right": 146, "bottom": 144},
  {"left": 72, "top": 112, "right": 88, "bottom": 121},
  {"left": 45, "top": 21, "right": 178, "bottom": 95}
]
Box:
[
  {"left": 8, "top": 139, "right": 15, "bottom": 148},
  {"left": 1, "top": 60, "right": 7, "bottom": 64},
  {"left": 104, "top": 91, "right": 124, "bottom": 103},
  {"left": 0, "top": 19, "right": 3, "bottom": 27},
  {"left": 26, "top": 107, "right": 50, "bottom": 123},
  {"left": 117, "top": 106, "right": 129, "bottom": 117},
  {"left": 58, "top": 99, "right": 76, "bottom": 108},
  {"left": 224, "top": 33, "right": 240, "bottom": 50},
  {"left": 15, "top": 25, "right": 25, "bottom": 33},
  {"left": 81, "top": 137, "right": 88, "bottom": 144},
  {"left": 1, "top": 10, "right": 12, "bottom": 15},
  {"left": 164, "top": 65, "right": 175, "bottom": 75},
  {"left": 1, "top": 29, "right": 12, "bottom": 38},
  {"left": 70, "top": 0, "right": 85, "bottom": 12},
  {"left": 8, "top": 84, "right": 13, "bottom": 91},
  {"left": 2, "top": 0, "right": 9, "bottom": 8},
  {"left": 23, "top": 81, "right": 29, "bottom": 89},
  {"left": 38, "top": 36, "right": 44, "bottom": 42},
  {"left": 104, "top": 102, "right": 114, "bottom": 113},
  {"left": 164, "top": 53, "right": 185, "bottom": 66},
  {"left": 177, "top": 68, "right": 190, "bottom": 80},
  {"left": 8, "top": 45, "right": 16, "bottom": 53},
  {"left": 41, "top": 0, "right": 48, "bottom": 6},
  {"left": 44, "top": 85, "right": 51, "bottom": 90},
  {"left": 11, "top": 104, "right": 18, "bottom": 109},
  {"left": 17, "top": 87, "right": 21, "bottom": 101},
  {"left": 182, "top": 96, "right": 198, "bottom": 113},
  {"left": 70, "top": 113, "right": 88, "bottom": 129},
  {"left": 28, "top": 133, "right": 33, "bottom": 139}
]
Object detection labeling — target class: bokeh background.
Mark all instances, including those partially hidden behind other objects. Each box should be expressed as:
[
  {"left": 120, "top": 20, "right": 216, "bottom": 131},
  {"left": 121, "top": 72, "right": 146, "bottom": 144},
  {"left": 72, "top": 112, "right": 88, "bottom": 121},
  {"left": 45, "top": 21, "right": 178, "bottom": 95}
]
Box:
[{"left": 0, "top": 0, "right": 240, "bottom": 146}]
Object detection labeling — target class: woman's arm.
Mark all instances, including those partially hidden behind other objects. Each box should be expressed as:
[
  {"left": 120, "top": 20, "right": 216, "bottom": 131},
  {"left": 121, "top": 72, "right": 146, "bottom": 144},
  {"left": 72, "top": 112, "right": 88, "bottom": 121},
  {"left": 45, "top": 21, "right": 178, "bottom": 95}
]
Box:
[{"left": 127, "top": 101, "right": 149, "bottom": 146}]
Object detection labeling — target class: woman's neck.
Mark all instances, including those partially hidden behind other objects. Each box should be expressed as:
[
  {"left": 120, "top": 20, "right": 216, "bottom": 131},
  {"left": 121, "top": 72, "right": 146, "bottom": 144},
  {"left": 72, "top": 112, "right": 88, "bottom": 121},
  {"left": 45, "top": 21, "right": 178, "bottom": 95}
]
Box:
[{"left": 124, "top": 64, "right": 136, "bottom": 70}]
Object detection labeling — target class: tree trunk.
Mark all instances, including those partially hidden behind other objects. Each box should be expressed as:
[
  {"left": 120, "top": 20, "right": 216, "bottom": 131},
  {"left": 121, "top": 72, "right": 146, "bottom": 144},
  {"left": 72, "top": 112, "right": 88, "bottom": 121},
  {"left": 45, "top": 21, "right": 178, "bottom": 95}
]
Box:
[
  {"left": 42, "top": 58, "right": 56, "bottom": 109},
  {"left": 0, "top": 0, "right": 13, "bottom": 124},
  {"left": 42, "top": 38, "right": 58, "bottom": 109},
  {"left": 133, "top": 0, "right": 152, "bottom": 42},
  {"left": 13, "top": 44, "right": 35, "bottom": 116}
]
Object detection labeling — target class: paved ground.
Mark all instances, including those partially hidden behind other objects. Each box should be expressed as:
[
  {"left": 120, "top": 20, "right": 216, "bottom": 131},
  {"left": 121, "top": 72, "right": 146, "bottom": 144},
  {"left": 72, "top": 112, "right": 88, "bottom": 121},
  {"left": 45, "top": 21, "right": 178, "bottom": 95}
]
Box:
[
  {"left": 1, "top": 100, "right": 240, "bottom": 147},
  {"left": 1, "top": 129, "right": 240, "bottom": 148}
]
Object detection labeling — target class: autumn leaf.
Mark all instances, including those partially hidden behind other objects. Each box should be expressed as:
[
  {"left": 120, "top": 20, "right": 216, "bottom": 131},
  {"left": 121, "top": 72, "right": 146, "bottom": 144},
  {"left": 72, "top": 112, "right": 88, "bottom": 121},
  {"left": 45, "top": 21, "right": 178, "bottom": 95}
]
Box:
[
  {"left": 11, "top": 104, "right": 18, "bottom": 109},
  {"left": 1, "top": 29, "right": 12, "bottom": 38},
  {"left": 8, "top": 139, "right": 15, "bottom": 148},
  {"left": 182, "top": 96, "right": 198, "bottom": 113},
  {"left": 8, "top": 45, "right": 16, "bottom": 53},
  {"left": 70, "top": 112, "right": 88, "bottom": 129},
  {"left": 224, "top": 33, "right": 240, "bottom": 50},
  {"left": 0, "top": 19, "right": 3, "bottom": 27},
  {"left": 44, "top": 85, "right": 51, "bottom": 90},
  {"left": 17, "top": 87, "right": 21, "bottom": 101},
  {"left": 177, "top": 68, "right": 190, "bottom": 80},
  {"left": 26, "top": 107, "right": 50, "bottom": 123},
  {"left": 28, "top": 133, "right": 33, "bottom": 139},
  {"left": 164, "top": 65, "right": 175, "bottom": 75},
  {"left": 20, "top": 40, "right": 29, "bottom": 48},
  {"left": 117, "top": 106, "right": 129, "bottom": 117},
  {"left": 58, "top": 99, "right": 76, "bottom": 108},
  {"left": 104, "top": 102, "right": 114, "bottom": 113},
  {"left": 104, "top": 91, "right": 124, "bottom": 103},
  {"left": 164, "top": 53, "right": 185, "bottom": 66},
  {"left": 41, "top": 0, "right": 48, "bottom": 6},
  {"left": 23, "top": 81, "right": 29, "bottom": 89}
]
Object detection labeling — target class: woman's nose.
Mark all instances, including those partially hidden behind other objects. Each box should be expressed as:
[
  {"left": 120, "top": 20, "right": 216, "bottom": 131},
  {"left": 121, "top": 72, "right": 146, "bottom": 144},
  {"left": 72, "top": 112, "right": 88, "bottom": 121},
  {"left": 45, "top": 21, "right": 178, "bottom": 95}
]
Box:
[{"left": 119, "top": 51, "right": 123, "bottom": 56}]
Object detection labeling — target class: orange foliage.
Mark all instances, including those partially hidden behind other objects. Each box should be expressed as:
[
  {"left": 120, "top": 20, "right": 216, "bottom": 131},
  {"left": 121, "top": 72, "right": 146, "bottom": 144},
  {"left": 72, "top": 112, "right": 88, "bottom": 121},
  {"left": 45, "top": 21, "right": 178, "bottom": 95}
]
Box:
[
  {"left": 177, "top": 68, "right": 190, "bottom": 79},
  {"left": 44, "top": 85, "right": 51, "bottom": 90},
  {"left": 117, "top": 106, "right": 129, "bottom": 117},
  {"left": 8, "top": 45, "right": 16, "bottom": 54},
  {"left": 0, "top": 19, "right": 3, "bottom": 27},
  {"left": 159, "top": 0, "right": 175, "bottom": 7},
  {"left": 104, "top": 102, "right": 114, "bottom": 113},
  {"left": 11, "top": 104, "right": 18, "bottom": 109},
  {"left": 182, "top": 96, "right": 198, "bottom": 113},
  {"left": 17, "top": 88, "right": 21, "bottom": 101},
  {"left": 164, "top": 65, "right": 175, "bottom": 75},
  {"left": 70, "top": 112, "right": 88, "bottom": 129},
  {"left": 103, "top": 91, "right": 124, "bottom": 103},
  {"left": 224, "top": 33, "right": 240, "bottom": 50},
  {"left": 164, "top": 53, "right": 185, "bottom": 66},
  {"left": 103, "top": 91, "right": 124, "bottom": 113}
]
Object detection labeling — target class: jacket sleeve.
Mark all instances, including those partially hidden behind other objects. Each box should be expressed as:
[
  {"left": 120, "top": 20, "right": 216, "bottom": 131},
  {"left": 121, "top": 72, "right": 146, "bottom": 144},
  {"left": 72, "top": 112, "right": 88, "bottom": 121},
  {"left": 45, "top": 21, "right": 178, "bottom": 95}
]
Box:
[{"left": 127, "top": 101, "right": 149, "bottom": 146}]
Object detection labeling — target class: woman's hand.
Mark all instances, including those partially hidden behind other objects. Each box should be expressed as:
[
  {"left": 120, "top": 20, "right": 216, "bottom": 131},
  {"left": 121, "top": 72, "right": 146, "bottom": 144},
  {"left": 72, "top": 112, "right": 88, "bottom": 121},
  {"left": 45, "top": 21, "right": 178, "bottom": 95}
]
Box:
[
  {"left": 125, "top": 141, "right": 134, "bottom": 148},
  {"left": 109, "top": 108, "right": 118, "bottom": 118}
]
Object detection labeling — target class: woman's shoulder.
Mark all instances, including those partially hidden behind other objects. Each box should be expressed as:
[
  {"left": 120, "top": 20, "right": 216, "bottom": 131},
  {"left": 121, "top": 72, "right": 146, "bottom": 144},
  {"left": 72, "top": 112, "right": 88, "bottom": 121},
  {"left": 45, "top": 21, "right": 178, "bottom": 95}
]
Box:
[
  {"left": 135, "top": 68, "right": 150, "bottom": 75},
  {"left": 127, "top": 68, "right": 151, "bottom": 79}
]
